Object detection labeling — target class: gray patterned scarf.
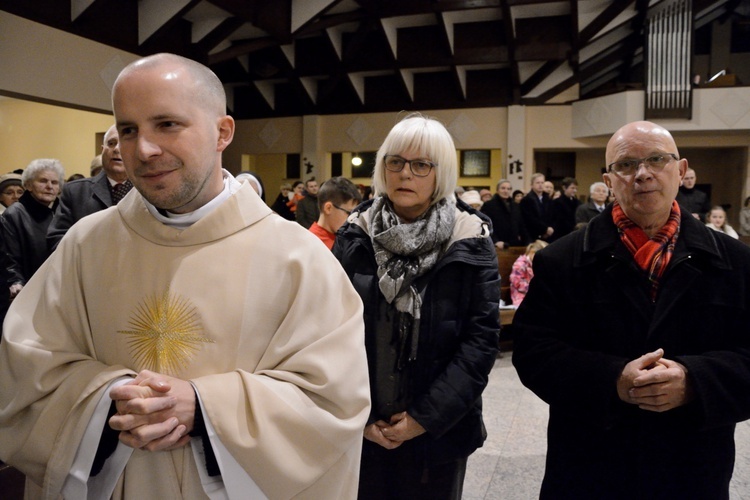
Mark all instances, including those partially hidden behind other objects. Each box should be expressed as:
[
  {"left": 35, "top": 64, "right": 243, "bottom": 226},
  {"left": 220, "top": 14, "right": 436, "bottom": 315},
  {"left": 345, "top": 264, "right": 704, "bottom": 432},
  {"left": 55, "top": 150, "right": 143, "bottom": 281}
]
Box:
[{"left": 370, "top": 195, "right": 455, "bottom": 364}]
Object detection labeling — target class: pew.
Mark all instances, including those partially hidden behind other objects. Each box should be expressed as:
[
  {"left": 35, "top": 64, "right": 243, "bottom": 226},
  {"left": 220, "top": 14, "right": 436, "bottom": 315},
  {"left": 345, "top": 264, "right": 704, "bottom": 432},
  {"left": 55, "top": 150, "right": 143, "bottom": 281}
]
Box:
[{"left": 495, "top": 246, "right": 526, "bottom": 328}]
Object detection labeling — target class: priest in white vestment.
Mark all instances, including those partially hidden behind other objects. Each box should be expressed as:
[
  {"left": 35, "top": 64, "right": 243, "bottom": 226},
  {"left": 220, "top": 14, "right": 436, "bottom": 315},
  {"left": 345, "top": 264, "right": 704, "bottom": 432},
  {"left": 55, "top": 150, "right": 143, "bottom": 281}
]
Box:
[{"left": 0, "top": 53, "right": 370, "bottom": 500}]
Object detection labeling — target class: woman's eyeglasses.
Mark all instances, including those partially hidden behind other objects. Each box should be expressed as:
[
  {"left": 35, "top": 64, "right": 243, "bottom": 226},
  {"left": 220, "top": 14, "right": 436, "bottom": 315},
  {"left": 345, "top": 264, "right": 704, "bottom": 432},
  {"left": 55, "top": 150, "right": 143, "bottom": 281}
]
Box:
[{"left": 383, "top": 155, "right": 436, "bottom": 177}]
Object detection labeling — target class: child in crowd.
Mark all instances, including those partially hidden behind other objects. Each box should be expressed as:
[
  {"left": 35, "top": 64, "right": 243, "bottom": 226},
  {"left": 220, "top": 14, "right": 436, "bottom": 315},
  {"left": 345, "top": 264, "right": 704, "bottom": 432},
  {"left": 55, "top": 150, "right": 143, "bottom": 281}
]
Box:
[
  {"left": 706, "top": 205, "right": 738, "bottom": 239},
  {"left": 510, "top": 239, "right": 548, "bottom": 306},
  {"left": 309, "top": 177, "right": 362, "bottom": 250}
]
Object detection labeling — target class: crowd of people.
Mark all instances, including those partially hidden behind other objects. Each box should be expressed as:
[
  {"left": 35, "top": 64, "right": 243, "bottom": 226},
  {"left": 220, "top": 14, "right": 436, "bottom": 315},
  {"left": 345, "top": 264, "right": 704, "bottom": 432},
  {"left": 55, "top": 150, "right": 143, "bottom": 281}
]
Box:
[{"left": 0, "top": 52, "right": 748, "bottom": 500}]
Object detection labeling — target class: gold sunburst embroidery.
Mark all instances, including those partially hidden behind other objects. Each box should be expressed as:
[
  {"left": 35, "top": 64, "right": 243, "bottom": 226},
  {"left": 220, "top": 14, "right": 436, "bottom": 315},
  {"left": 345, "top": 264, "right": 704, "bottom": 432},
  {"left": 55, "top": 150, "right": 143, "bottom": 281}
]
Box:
[{"left": 119, "top": 288, "right": 214, "bottom": 375}]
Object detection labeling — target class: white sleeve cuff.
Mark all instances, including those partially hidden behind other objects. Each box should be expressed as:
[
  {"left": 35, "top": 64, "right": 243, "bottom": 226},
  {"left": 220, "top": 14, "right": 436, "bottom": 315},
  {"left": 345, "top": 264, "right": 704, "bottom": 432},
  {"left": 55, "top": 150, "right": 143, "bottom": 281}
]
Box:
[
  {"left": 191, "top": 384, "right": 268, "bottom": 500},
  {"left": 61, "top": 377, "right": 134, "bottom": 500}
]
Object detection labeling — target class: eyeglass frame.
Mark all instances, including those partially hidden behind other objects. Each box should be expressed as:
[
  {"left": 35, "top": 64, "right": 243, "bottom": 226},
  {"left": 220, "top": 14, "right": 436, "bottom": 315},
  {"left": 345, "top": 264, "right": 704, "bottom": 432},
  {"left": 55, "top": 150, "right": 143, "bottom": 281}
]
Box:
[
  {"left": 606, "top": 153, "right": 679, "bottom": 176},
  {"left": 383, "top": 154, "right": 437, "bottom": 177},
  {"left": 1, "top": 187, "right": 24, "bottom": 197},
  {"left": 333, "top": 204, "right": 352, "bottom": 215}
]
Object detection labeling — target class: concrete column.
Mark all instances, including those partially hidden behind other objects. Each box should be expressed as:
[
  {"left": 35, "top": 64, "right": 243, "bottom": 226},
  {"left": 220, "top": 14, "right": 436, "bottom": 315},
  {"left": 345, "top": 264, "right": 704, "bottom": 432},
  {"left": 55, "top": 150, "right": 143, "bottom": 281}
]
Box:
[
  {"left": 301, "top": 115, "right": 326, "bottom": 181},
  {"left": 506, "top": 105, "right": 526, "bottom": 192}
]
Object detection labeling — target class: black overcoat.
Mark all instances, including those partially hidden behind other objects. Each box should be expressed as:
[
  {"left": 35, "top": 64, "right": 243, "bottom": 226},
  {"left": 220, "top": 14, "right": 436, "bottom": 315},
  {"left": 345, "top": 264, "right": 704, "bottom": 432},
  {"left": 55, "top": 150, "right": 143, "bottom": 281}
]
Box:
[
  {"left": 334, "top": 199, "right": 500, "bottom": 465},
  {"left": 513, "top": 204, "right": 750, "bottom": 499},
  {"left": 47, "top": 171, "right": 113, "bottom": 252}
]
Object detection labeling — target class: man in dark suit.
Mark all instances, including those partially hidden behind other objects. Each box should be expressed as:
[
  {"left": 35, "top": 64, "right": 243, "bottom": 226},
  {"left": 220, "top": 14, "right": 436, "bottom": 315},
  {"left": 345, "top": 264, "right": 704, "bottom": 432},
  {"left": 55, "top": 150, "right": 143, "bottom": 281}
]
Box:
[
  {"left": 47, "top": 125, "right": 132, "bottom": 252},
  {"left": 549, "top": 177, "right": 580, "bottom": 241},
  {"left": 675, "top": 168, "right": 711, "bottom": 221},
  {"left": 575, "top": 181, "right": 610, "bottom": 227},
  {"left": 519, "top": 172, "right": 554, "bottom": 241},
  {"left": 481, "top": 178, "right": 526, "bottom": 249},
  {"left": 513, "top": 120, "right": 750, "bottom": 498}
]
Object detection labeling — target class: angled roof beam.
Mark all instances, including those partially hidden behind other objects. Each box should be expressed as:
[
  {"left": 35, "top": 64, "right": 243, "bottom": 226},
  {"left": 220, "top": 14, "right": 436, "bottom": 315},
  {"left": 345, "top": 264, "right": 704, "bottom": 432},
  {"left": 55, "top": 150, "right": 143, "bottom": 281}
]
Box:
[
  {"left": 71, "top": 0, "right": 96, "bottom": 21},
  {"left": 399, "top": 69, "right": 415, "bottom": 101},
  {"left": 326, "top": 22, "right": 359, "bottom": 60},
  {"left": 348, "top": 73, "right": 366, "bottom": 104},
  {"left": 138, "top": 0, "right": 192, "bottom": 45},
  {"left": 500, "top": 0, "right": 519, "bottom": 102},
  {"left": 569, "top": 0, "right": 580, "bottom": 70},
  {"left": 348, "top": 70, "right": 392, "bottom": 104},
  {"left": 194, "top": 18, "right": 246, "bottom": 54},
  {"left": 520, "top": 60, "right": 566, "bottom": 96},
  {"left": 523, "top": 63, "right": 574, "bottom": 99},
  {"left": 380, "top": 13, "right": 437, "bottom": 58},
  {"left": 455, "top": 66, "right": 467, "bottom": 99},
  {"left": 208, "top": 37, "right": 279, "bottom": 64},
  {"left": 615, "top": 0, "right": 648, "bottom": 84},
  {"left": 578, "top": 0, "right": 635, "bottom": 46},
  {"left": 300, "top": 76, "right": 323, "bottom": 103},
  {"left": 441, "top": 12, "right": 456, "bottom": 55},
  {"left": 210, "top": 0, "right": 292, "bottom": 42},
  {"left": 295, "top": 10, "right": 366, "bottom": 37},
  {"left": 280, "top": 43, "right": 295, "bottom": 68},
  {"left": 695, "top": 0, "right": 734, "bottom": 29},
  {"left": 527, "top": 44, "right": 635, "bottom": 103},
  {"left": 381, "top": 17, "right": 398, "bottom": 58},
  {"left": 291, "top": 0, "right": 338, "bottom": 32},
  {"left": 253, "top": 79, "right": 285, "bottom": 110}
]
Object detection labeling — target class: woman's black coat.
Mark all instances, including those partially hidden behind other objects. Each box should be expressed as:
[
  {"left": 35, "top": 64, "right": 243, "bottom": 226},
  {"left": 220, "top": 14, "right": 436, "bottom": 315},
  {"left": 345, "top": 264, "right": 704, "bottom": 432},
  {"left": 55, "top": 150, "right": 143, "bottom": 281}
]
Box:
[{"left": 334, "top": 199, "right": 500, "bottom": 465}]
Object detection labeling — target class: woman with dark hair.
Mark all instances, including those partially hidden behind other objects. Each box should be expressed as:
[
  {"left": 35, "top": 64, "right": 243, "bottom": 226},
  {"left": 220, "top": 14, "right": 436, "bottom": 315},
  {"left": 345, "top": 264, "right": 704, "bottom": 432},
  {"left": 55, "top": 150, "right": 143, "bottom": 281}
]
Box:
[
  {"left": 286, "top": 180, "right": 304, "bottom": 215},
  {"left": 334, "top": 113, "right": 499, "bottom": 499}
]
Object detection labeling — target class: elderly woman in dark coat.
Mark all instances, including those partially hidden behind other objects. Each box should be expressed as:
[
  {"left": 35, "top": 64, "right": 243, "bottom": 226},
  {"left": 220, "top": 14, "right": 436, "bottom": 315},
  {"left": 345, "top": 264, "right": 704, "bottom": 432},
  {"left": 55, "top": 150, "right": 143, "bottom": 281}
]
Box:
[
  {"left": 333, "top": 113, "right": 500, "bottom": 499},
  {"left": 0, "top": 159, "right": 64, "bottom": 290}
]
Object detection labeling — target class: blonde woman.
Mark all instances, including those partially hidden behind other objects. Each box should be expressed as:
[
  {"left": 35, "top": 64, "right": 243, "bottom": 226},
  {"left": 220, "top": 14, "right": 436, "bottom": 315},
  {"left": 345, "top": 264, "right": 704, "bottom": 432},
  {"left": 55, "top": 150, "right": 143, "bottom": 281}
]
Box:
[{"left": 334, "top": 113, "right": 499, "bottom": 499}]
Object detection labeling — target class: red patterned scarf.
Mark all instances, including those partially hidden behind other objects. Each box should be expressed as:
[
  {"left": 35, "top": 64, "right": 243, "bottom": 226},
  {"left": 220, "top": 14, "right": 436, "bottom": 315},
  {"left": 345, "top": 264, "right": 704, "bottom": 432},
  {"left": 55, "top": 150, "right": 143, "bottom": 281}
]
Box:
[{"left": 612, "top": 200, "right": 681, "bottom": 300}]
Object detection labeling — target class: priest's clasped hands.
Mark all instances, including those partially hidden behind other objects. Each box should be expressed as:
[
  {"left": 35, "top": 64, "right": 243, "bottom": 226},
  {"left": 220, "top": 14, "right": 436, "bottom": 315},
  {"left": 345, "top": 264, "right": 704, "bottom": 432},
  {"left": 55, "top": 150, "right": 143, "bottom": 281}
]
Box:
[{"left": 109, "top": 370, "right": 197, "bottom": 452}]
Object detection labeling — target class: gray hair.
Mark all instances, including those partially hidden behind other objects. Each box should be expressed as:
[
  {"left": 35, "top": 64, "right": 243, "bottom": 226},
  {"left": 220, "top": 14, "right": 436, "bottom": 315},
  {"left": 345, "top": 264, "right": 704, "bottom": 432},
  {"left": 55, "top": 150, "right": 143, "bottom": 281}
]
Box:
[
  {"left": 22, "top": 159, "right": 65, "bottom": 189},
  {"left": 589, "top": 181, "right": 608, "bottom": 194},
  {"left": 372, "top": 112, "right": 457, "bottom": 204},
  {"left": 496, "top": 178, "right": 511, "bottom": 190}
]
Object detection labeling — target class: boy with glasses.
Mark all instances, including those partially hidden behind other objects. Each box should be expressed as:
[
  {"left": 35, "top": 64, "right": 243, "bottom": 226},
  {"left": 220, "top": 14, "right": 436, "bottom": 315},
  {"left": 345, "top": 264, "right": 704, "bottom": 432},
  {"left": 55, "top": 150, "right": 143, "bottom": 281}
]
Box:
[{"left": 309, "top": 176, "right": 363, "bottom": 250}]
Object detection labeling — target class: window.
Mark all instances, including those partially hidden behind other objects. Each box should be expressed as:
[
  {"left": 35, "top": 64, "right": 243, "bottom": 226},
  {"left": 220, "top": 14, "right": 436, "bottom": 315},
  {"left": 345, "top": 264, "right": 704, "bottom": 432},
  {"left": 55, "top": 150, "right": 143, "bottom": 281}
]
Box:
[
  {"left": 460, "top": 150, "right": 491, "bottom": 177},
  {"left": 352, "top": 152, "right": 377, "bottom": 178},
  {"left": 286, "top": 153, "right": 301, "bottom": 179}
]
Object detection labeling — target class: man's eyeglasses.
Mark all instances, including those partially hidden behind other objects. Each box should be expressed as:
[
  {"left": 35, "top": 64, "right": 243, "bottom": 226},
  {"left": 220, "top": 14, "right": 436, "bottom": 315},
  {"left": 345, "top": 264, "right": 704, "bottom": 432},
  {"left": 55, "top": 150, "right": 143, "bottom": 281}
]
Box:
[
  {"left": 384, "top": 155, "right": 436, "bottom": 177},
  {"left": 607, "top": 153, "right": 679, "bottom": 176},
  {"left": 333, "top": 205, "right": 352, "bottom": 215}
]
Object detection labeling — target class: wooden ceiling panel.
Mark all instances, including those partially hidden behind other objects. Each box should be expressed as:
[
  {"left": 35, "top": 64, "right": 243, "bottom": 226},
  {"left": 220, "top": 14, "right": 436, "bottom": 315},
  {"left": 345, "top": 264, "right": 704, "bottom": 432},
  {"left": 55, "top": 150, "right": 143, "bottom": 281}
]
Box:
[{"left": 0, "top": 0, "right": 736, "bottom": 117}]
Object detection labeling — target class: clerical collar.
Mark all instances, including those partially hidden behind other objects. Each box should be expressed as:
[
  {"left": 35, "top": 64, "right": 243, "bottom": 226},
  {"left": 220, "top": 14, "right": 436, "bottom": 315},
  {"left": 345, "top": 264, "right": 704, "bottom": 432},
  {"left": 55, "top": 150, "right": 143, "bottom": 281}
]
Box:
[{"left": 144, "top": 169, "right": 242, "bottom": 228}]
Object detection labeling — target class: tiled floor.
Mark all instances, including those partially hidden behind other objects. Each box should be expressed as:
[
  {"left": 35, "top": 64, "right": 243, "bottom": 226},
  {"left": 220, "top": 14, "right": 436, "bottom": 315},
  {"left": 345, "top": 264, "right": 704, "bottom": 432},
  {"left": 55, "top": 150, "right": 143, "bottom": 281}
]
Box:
[{"left": 464, "top": 352, "right": 750, "bottom": 499}]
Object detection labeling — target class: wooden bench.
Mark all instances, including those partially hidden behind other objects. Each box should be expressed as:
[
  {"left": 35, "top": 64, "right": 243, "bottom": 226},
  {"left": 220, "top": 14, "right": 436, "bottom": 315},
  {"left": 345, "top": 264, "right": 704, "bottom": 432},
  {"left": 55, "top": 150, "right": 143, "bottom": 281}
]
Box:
[{"left": 495, "top": 246, "right": 526, "bottom": 339}]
